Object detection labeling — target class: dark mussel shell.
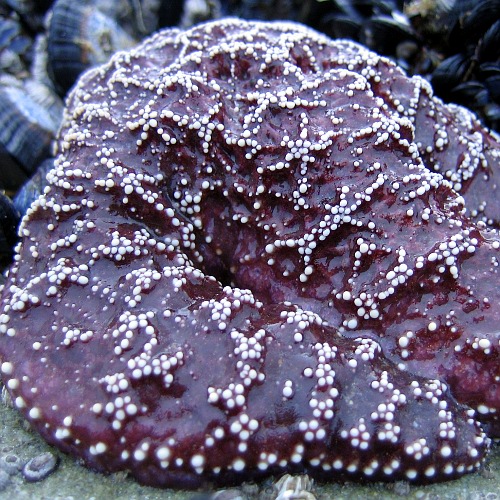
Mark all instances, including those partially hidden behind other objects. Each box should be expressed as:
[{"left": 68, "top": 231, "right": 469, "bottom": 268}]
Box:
[
  {"left": 13, "top": 157, "right": 53, "bottom": 216},
  {"left": 450, "top": 81, "right": 489, "bottom": 106},
  {"left": 220, "top": 0, "right": 301, "bottom": 20},
  {"left": 471, "top": 64, "right": 500, "bottom": 106},
  {"left": 361, "top": 13, "right": 416, "bottom": 57},
  {"left": 0, "top": 11, "right": 33, "bottom": 78},
  {"left": 0, "top": 77, "right": 62, "bottom": 181},
  {"left": 477, "top": 19, "right": 500, "bottom": 64},
  {"left": 0, "top": 191, "right": 19, "bottom": 273},
  {"left": 448, "top": 0, "right": 500, "bottom": 50},
  {"left": 431, "top": 53, "right": 471, "bottom": 96},
  {"left": 0, "top": 142, "right": 28, "bottom": 195},
  {"left": 484, "top": 73, "right": 500, "bottom": 103},
  {"left": 319, "top": 13, "right": 362, "bottom": 40},
  {"left": 313, "top": 0, "right": 399, "bottom": 19},
  {"left": 156, "top": 0, "right": 189, "bottom": 29},
  {"left": 3, "top": 0, "right": 53, "bottom": 31},
  {"left": 46, "top": 0, "right": 137, "bottom": 95},
  {"left": 90, "top": 0, "right": 183, "bottom": 39},
  {"left": 484, "top": 102, "right": 500, "bottom": 131}
]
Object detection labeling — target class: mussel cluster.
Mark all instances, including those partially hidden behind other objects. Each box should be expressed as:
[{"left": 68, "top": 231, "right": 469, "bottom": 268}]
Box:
[
  {"left": 0, "top": 0, "right": 499, "bottom": 274},
  {"left": 411, "top": 0, "right": 500, "bottom": 133}
]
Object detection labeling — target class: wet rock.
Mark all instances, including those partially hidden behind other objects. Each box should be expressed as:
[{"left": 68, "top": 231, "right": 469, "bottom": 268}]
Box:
[{"left": 0, "top": 469, "right": 10, "bottom": 491}]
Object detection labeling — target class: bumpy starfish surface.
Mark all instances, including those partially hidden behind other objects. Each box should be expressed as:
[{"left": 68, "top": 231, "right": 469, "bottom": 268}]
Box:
[{"left": 0, "top": 19, "right": 498, "bottom": 487}]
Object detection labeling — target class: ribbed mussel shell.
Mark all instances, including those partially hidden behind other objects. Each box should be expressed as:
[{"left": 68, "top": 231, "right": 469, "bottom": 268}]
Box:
[
  {"left": 46, "top": 0, "right": 137, "bottom": 95},
  {"left": 0, "top": 76, "right": 62, "bottom": 179}
]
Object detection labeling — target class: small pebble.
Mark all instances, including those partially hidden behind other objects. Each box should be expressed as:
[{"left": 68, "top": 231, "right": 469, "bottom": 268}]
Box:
[
  {"left": 479, "top": 466, "right": 495, "bottom": 479},
  {"left": 211, "top": 489, "right": 249, "bottom": 500},
  {"left": 0, "top": 453, "right": 23, "bottom": 474},
  {"left": 485, "top": 494, "right": 500, "bottom": 500},
  {"left": 22, "top": 452, "right": 58, "bottom": 482},
  {"left": 392, "top": 481, "right": 411, "bottom": 496}
]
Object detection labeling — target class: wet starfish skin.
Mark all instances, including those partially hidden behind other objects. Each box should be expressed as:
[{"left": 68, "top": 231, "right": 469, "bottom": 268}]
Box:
[
  {"left": 0, "top": 19, "right": 498, "bottom": 487},
  {"left": 313, "top": 39, "right": 500, "bottom": 227}
]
